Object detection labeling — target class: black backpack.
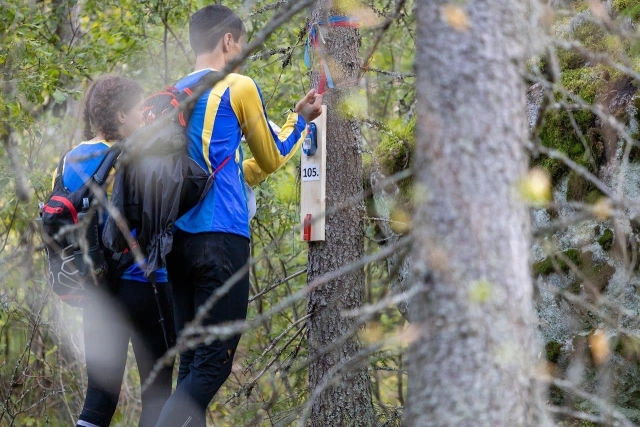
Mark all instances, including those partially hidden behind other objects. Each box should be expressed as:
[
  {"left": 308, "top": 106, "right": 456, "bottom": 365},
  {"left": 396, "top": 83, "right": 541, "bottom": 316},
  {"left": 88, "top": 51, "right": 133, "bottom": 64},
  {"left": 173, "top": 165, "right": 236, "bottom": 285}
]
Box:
[
  {"left": 136, "top": 71, "right": 231, "bottom": 217},
  {"left": 102, "top": 72, "right": 230, "bottom": 278},
  {"left": 38, "top": 147, "right": 121, "bottom": 307}
]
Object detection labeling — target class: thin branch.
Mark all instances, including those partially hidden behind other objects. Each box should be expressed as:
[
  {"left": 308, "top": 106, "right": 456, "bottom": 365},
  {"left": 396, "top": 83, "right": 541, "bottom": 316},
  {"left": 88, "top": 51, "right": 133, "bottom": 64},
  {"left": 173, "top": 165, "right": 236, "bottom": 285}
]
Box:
[
  {"left": 249, "top": 269, "right": 307, "bottom": 303},
  {"left": 362, "top": 66, "right": 414, "bottom": 80},
  {"left": 540, "top": 376, "right": 634, "bottom": 426},
  {"left": 159, "top": 13, "right": 189, "bottom": 60}
]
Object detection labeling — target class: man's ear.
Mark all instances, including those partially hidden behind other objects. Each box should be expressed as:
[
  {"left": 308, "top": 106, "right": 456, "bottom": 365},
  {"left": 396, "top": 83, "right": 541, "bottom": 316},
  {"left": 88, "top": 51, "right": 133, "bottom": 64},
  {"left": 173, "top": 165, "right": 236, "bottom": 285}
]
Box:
[
  {"left": 117, "top": 111, "right": 126, "bottom": 124},
  {"left": 222, "top": 33, "right": 233, "bottom": 53}
]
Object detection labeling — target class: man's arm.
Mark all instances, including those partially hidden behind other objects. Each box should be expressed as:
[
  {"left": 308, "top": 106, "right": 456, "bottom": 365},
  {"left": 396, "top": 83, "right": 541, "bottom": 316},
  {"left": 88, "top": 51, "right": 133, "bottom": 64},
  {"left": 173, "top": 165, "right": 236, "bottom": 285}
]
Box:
[
  {"left": 230, "top": 75, "right": 307, "bottom": 174},
  {"left": 243, "top": 134, "right": 303, "bottom": 187}
]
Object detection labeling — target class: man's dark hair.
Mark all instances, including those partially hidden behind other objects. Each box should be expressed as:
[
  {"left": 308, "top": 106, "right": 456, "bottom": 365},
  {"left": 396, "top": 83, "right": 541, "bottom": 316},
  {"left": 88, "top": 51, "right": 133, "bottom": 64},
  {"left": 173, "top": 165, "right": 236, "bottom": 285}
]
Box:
[{"left": 189, "top": 5, "right": 246, "bottom": 56}]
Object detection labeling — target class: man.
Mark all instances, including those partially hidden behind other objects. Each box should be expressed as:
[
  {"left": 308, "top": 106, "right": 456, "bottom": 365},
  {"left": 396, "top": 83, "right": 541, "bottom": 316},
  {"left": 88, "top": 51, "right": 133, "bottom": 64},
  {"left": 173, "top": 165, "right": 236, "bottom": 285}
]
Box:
[{"left": 155, "top": 5, "right": 323, "bottom": 426}]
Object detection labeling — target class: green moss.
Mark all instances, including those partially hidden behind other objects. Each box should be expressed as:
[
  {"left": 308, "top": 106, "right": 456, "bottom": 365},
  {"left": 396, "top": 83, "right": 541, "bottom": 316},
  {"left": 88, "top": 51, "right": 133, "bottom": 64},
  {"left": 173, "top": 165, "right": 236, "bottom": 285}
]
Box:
[
  {"left": 545, "top": 340, "right": 562, "bottom": 363},
  {"left": 371, "top": 119, "right": 416, "bottom": 213},
  {"left": 532, "top": 257, "right": 553, "bottom": 275},
  {"left": 570, "top": 0, "right": 590, "bottom": 13},
  {"left": 598, "top": 229, "right": 614, "bottom": 251},
  {"left": 612, "top": 0, "right": 632, "bottom": 12},
  {"left": 533, "top": 248, "right": 583, "bottom": 275},
  {"left": 556, "top": 48, "right": 586, "bottom": 71},
  {"left": 550, "top": 385, "right": 564, "bottom": 406},
  {"left": 534, "top": 68, "right": 609, "bottom": 183},
  {"left": 562, "top": 68, "right": 608, "bottom": 104},
  {"left": 584, "top": 189, "right": 604, "bottom": 205},
  {"left": 376, "top": 137, "right": 409, "bottom": 176},
  {"left": 613, "top": 0, "right": 640, "bottom": 20},
  {"left": 557, "top": 21, "right": 607, "bottom": 70},
  {"left": 564, "top": 248, "right": 581, "bottom": 265},
  {"left": 374, "top": 119, "right": 415, "bottom": 176}
]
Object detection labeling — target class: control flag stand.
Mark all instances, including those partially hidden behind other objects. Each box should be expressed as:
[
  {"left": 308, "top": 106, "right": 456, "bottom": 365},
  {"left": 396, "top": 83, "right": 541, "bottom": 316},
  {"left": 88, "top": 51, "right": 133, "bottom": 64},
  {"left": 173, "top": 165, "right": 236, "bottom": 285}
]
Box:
[{"left": 300, "top": 105, "right": 327, "bottom": 242}]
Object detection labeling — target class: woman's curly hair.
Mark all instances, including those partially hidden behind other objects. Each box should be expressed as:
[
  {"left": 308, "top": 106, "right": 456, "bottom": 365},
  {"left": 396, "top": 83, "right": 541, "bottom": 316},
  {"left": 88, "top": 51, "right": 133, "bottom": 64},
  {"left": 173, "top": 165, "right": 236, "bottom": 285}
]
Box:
[{"left": 82, "top": 75, "right": 143, "bottom": 141}]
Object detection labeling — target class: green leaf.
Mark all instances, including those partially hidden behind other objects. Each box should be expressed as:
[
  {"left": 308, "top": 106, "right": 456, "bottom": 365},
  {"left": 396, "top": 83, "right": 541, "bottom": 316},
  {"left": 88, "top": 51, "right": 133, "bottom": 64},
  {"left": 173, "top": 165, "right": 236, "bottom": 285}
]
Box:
[{"left": 51, "top": 89, "right": 66, "bottom": 104}]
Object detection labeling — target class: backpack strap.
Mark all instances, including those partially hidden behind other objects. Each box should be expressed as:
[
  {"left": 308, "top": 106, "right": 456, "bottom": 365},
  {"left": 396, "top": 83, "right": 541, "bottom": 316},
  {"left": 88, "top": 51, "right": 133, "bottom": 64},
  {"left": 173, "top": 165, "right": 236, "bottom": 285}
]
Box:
[
  {"left": 174, "top": 70, "right": 215, "bottom": 127},
  {"left": 214, "top": 155, "right": 232, "bottom": 176},
  {"left": 93, "top": 146, "right": 122, "bottom": 186},
  {"left": 198, "top": 155, "right": 233, "bottom": 204},
  {"left": 189, "top": 70, "right": 215, "bottom": 92},
  {"left": 53, "top": 151, "right": 69, "bottom": 190}
]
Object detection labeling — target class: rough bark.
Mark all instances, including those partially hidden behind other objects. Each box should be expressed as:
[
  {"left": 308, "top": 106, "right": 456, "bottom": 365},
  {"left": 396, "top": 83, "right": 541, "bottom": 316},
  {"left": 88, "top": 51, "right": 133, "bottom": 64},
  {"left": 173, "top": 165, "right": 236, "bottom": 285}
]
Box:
[
  {"left": 404, "top": 0, "right": 545, "bottom": 425},
  {"left": 305, "top": 2, "right": 376, "bottom": 426}
]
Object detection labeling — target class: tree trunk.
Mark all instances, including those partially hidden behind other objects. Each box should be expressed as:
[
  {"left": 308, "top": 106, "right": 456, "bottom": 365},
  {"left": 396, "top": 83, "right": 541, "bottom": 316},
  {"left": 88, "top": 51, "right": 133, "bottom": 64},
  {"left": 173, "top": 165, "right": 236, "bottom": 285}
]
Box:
[
  {"left": 305, "top": 2, "right": 376, "bottom": 426},
  {"left": 405, "top": 0, "right": 545, "bottom": 425}
]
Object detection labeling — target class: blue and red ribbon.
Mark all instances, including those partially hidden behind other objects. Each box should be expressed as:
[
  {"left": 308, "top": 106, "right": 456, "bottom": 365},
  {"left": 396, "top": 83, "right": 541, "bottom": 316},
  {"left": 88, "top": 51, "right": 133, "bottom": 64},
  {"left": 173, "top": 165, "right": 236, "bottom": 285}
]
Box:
[{"left": 304, "top": 16, "right": 359, "bottom": 94}]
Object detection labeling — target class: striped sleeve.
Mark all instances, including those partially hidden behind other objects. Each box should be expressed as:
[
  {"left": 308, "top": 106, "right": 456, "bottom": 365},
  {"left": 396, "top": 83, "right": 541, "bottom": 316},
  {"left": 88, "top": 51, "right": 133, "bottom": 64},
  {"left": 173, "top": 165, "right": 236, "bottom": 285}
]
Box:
[
  {"left": 229, "top": 74, "right": 307, "bottom": 175},
  {"left": 242, "top": 119, "right": 305, "bottom": 187}
]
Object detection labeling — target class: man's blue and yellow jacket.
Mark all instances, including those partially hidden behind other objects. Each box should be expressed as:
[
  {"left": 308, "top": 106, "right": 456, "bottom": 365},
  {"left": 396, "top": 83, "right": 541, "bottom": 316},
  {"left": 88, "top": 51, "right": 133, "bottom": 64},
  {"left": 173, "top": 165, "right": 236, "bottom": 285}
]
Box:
[{"left": 174, "top": 69, "right": 307, "bottom": 239}]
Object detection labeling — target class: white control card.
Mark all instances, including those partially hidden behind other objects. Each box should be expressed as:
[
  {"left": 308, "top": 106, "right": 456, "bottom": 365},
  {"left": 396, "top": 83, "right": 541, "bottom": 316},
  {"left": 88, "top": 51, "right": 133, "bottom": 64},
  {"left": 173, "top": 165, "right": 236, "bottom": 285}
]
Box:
[{"left": 301, "top": 164, "right": 320, "bottom": 181}]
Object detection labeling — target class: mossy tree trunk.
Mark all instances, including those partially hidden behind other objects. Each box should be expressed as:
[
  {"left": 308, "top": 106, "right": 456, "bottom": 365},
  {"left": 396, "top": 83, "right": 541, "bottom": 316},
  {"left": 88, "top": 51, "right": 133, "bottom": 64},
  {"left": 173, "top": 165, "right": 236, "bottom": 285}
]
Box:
[
  {"left": 404, "top": 0, "right": 545, "bottom": 425},
  {"left": 305, "top": 1, "right": 376, "bottom": 426}
]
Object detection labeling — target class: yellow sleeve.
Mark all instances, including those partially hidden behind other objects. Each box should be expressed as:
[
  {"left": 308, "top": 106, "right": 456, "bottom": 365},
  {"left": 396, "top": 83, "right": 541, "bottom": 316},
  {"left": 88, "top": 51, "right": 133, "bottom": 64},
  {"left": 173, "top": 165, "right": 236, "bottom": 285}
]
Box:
[
  {"left": 229, "top": 74, "right": 307, "bottom": 175},
  {"left": 243, "top": 135, "right": 304, "bottom": 187}
]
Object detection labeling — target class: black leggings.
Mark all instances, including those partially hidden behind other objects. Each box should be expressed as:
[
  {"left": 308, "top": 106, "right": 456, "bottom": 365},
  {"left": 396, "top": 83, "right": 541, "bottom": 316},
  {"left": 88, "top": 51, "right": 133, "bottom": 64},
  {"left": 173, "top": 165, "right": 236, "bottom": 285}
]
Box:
[
  {"left": 155, "top": 231, "right": 250, "bottom": 427},
  {"left": 78, "top": 280, "right": 175, "bottom": 427}
]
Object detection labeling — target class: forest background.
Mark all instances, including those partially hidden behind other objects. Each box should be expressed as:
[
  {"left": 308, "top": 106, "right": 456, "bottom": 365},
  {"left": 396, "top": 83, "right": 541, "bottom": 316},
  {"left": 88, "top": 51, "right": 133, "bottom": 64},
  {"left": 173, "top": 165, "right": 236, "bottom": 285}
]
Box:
[{"left": 3, "top": 0, "right": 640, "bottom": 426}]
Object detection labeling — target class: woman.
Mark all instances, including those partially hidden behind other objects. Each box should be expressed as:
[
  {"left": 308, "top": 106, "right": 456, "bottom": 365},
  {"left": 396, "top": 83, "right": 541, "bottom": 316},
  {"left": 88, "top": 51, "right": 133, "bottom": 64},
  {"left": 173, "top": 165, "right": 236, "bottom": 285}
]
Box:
[{"left": 59, "top": 75, "right": 174, "bottom": 427}]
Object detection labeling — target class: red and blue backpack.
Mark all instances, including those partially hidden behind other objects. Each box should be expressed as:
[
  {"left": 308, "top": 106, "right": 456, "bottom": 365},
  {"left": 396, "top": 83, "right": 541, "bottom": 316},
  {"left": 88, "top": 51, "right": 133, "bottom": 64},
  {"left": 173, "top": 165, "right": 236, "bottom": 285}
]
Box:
[{"left": 38, "top": 147, "right": 120, "bottom": 307}]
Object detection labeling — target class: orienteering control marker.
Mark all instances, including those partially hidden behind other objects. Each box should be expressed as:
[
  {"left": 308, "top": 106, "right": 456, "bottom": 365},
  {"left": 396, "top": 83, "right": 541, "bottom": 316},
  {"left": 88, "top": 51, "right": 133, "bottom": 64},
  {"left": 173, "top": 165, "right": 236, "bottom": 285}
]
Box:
[{"left": 300, "top": 105, "right": 326, "bottom": 241}]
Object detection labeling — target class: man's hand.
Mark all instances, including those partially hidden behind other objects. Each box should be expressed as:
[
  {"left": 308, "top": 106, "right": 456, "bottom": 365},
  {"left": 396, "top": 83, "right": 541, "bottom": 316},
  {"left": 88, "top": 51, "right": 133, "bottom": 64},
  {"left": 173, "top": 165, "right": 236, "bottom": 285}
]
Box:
[{"left": 294, "top": 89, "right": 323, "bottom": 123}]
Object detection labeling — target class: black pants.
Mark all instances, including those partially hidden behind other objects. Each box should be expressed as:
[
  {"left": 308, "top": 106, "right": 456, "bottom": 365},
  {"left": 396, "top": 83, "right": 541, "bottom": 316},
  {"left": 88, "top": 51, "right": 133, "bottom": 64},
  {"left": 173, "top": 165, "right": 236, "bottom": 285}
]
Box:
[
  {"left": 155, "top": 231, "right": 250, "bottom": 427},
  {"left": 78, "top": 280, "right": 175, "bottom": 427}
]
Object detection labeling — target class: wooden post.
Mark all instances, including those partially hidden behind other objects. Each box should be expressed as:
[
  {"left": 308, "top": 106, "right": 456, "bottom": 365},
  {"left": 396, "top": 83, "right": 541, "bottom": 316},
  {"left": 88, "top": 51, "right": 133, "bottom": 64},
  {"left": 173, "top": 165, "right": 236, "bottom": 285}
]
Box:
[{"left": 300, "top": 105, "right": 327, "bottom": 241}]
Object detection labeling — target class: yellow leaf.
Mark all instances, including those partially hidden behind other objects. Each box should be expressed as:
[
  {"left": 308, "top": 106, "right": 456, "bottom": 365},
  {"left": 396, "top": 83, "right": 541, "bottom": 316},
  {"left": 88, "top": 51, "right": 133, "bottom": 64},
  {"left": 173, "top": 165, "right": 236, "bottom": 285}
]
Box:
[
  {"left": 518, "top": 168, "right": 551, "bottom": 205},
  {"left": 362, "top": 322, "right": 384, "bottom": 345},
  {"left": 589, "top": 329, "right": 610, "bottom": 365},
  {"left": 390, "top": 207, "right": 411, "bottom": 234},
  {"left": 468, "top": 279, "right": 493, "bottom": 304},
  {"left": 441, "top": 5, "right": 470, "bottom": 31},
  {"left": 592, "top": 198, "right": 613, "bottom": 220}
]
